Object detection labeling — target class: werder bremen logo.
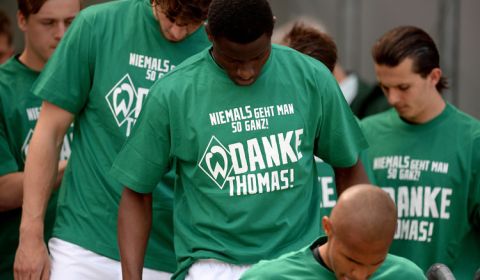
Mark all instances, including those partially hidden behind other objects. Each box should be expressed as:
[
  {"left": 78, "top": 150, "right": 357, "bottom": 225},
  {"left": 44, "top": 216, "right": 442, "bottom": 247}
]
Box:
[
  {"left": 106, "top": 74, "right": 138, "bottom": 127},
  {"left": 21, "top": 128, "right": 72, "bottom": 162},
  {"left": 105, "top": 74, "right": 149, "bottom": 136},
  {"left": 199, "top": 136, "right": 234, "bottom": 190}
]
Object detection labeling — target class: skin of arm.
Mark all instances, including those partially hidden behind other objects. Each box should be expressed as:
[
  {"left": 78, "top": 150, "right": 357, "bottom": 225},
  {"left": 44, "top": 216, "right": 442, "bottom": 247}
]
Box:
[
  {"left": 14, "top": 101, "right": 74, "bottom": 280},
  {"left": 118, "top": 187, "right": 153, "bottom": 280},
  {"left": 333, "top": 159, "right": 370, "bottom": 195},
  {"left": 0, "top": 160, "right": 68, "bottom": 212}
]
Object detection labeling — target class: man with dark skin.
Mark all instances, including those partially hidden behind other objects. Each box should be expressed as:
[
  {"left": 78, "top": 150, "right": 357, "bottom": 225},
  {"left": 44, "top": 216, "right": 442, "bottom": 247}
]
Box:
[{"left": 111, "top": 0, "right": 369, "bottom": 279}]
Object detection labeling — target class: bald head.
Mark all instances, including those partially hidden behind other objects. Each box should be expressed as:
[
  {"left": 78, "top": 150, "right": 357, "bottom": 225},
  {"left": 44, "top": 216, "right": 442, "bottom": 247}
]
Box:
[{"left": 330, "top": 184, "right": 397, "bottom": 245}]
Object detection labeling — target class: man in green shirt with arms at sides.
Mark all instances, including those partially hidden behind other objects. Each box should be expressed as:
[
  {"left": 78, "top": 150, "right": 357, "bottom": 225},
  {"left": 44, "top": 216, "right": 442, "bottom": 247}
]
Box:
[
  {"left": 0, "top": 1, "right": 79, "bottom": 279},
  {"left": 361, "top": 26, "right": 480, "bottom": 278},
  {"left": 240, "top": 184, "right": 426, "bottom": 280},
  {"left": 111, "top": 0, "right": 369, "bottom": 279},
  {"left": 14, "top": 0, "right": 212, "bottom": 279}
]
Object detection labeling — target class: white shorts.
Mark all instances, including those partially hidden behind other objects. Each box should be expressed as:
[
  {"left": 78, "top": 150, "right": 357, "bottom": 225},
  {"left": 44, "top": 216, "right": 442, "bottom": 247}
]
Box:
[
  {"left": 48, "top": 238, "right": 171, "bottom": 280},
  {"left": 185, "top": 259, "right": 252, "bottom": 280}
]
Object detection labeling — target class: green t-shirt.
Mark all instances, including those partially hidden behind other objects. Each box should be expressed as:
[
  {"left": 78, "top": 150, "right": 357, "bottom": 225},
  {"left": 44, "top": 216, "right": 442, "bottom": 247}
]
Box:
[
  {"left": 0, "top": 57, "right": 72, "bottom": 279},
  {"left": 315, "top": 158, "right": 337, "bottom": 235},
  {"left": 32, "top": 0, "right": 210, "bottom": 272},
  {"left": 240, "top": 236, "right": 426, "bottom": 280},
  {"left": 452, "top": 229, "right": 480, "bottom": 279},
  {"left": 361, "top": 104, "right": 480, "bottom": 277},
  {"left": 111, "top": 45, "right": 368, "bottom": 279}
]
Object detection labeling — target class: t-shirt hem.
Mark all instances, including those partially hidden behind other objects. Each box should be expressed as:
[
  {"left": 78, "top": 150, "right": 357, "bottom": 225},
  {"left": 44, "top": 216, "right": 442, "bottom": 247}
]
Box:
[
  {"left": 34, "top": 88, "right": 81, "bottom": 115},
  {"left": 53, "top": 233, "right": 174, "bottom": 271},
  {"left": 110, "top": 165, "right": 155, "bottom": 193}
]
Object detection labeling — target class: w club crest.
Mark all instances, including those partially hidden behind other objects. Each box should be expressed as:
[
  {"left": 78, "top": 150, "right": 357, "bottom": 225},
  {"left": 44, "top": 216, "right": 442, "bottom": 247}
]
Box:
[
  {"left": 199, "top": 136, "right": 234, "bottom": 189},
  {"left": 105, "top": 74, "right": 138, "bottom": 127}
]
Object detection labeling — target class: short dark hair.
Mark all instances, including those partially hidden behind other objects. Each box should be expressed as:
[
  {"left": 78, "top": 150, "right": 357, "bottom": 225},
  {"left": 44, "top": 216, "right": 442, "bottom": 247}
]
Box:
[
  {"left": 0, "top": 10, "right": 13, "bottom": 45},
  {"left": 152, "top": 0, "right": 211, "bottom": 24},
  {"left": 17, "top": 0, "right": 48, "bottom": 18},
  {"left": 282, "top": 22, "right": 337, "bottom": 72},
  {"left": 372, "top": 26, "right": 448, "bottom": 92},
  {"left": 207, "top": 0, "right": 274, "bottom": 44}
]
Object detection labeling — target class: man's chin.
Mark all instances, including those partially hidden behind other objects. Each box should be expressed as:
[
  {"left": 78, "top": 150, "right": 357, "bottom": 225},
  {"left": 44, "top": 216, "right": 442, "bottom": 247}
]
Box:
[
  {"left": 164, "top": 36, "right": 185, "bottom": 43},
  {"left": 162, "top": 31, "right": 188, "bottom": 42},
  {"left": 233, "top": 78, "right": 256, "bottom": 86}
]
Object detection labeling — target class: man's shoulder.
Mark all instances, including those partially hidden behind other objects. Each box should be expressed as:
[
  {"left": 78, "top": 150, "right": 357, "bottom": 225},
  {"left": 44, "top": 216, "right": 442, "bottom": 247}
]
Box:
[
  {"left": 374, "top": 254, "right": 426, "bottom": 279},
  {"left": 147, "top": 49, "right": 210, "bottom": 97},
  {"left": 240, "top": 248, "right": 310, "bottom": 280},
  {"left": 360, "top": 109, "right": 395, "bottom": 133},
  {"left": 0, "top": 58, "right": 27, "bottom": 94},
  {"left": 447, "top": 103, "right": 480, "bottom": 132},
  {"left": 159, "top": 49, "right": 209, "bottom": 81},
  {"left": 0, "top": 57, "right": 18, "bottom": 76},
  {"left": 78, "top": 0, "right": 140, "bottom": 23}
]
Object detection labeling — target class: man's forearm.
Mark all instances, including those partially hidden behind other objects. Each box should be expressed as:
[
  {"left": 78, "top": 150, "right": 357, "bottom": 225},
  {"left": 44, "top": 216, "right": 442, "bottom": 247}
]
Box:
[
  {"left": 333, "top": 159, "right": 370, "bottom": 195},
  {"left": 15, "top": 101, "right": 74, "bottom": 279},
  {"left": 118, "top": 187, "right": 152, "bottom": 280},
  {"left": 19, "top": 129, "right": 63, "bottom": 238},
  {"left": 0, "top": 160, "right": 67, "bottom": 212}
]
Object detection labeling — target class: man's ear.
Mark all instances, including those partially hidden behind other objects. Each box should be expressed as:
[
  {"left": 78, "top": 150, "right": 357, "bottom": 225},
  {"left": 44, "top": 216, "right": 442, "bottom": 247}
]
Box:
[
  {"left": 429, "top": 67, "right": 442, "bottom": 88},
  {"left": 17, "top": 11, "right": 28, "bottom": 32},
  {"left": 205, "top": 23, "right": 213, "bottom": 42},
  {"left": 322, "top": 216, "right": 332, "bottom": 237}
]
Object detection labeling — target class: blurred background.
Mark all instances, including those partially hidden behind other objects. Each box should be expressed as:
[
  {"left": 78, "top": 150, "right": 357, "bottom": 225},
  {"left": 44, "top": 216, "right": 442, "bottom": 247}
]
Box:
[{"left": 1, "top": 0, "right": 479, "bottom": 118}]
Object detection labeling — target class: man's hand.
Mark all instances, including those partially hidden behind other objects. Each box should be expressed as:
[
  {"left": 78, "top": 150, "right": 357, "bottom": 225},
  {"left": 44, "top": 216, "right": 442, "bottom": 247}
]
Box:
[{"left": 14, "top": 234, "right": 51, "bottom": 280}]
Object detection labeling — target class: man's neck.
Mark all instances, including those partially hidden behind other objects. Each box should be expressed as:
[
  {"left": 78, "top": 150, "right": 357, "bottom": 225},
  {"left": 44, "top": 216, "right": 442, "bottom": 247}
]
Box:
[
  {"left": 318, "top": 243, "right": 333, "bottom": 271},
  {"left": 409, "top": 92, "right": 446, "bottom": 124},
  {"left": 19, "top": 48, "right": 44, "bottom": 72}
]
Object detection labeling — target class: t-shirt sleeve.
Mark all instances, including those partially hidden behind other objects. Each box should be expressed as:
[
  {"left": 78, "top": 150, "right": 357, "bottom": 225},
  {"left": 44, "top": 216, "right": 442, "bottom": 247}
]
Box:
[
  {"left": 32, "top": 12, "right": 94, "bottom": 114},
  {"left": 110, "top": 93, "right": 171, "bottom": 193},
  {"left": 0, "top": 111, "right": 18, "bottom": 175},
  {"left": 315, "top": 74, "right": 368, "bottom": 167}
]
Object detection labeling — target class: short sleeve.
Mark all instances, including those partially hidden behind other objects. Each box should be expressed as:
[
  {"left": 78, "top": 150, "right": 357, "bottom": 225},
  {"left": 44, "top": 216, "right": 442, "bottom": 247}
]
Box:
[
  {"left": 32, "top": 12, "right": 94, "bottom": 114},
  {"left": 315, "top": 75, "right": 368, "bottom": 167},
  {"left": 110, "top": 92, "right": 171, "bottom": 193}
]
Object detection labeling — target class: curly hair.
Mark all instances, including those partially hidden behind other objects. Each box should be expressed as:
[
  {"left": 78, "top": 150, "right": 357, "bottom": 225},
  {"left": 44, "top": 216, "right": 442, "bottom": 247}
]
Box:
[{"left": 152, "top": 0, "right": 211, "bottom": 24}]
